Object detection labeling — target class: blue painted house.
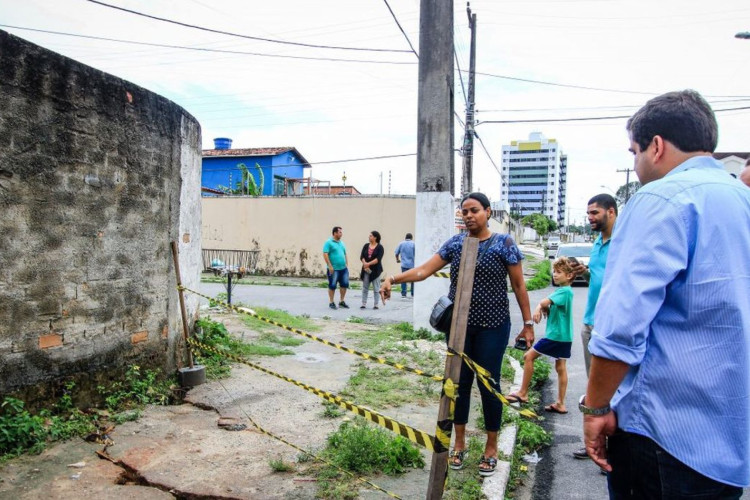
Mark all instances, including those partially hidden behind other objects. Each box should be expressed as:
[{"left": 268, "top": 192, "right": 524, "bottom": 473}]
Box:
[{"left": 202, "top": 138, "right": 311, "bottom": 196}]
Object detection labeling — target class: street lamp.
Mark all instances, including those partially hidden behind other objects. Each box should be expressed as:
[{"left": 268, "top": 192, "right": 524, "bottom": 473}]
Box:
[{"left": 736, "top": 31, "right": 750, "bottom": 40}]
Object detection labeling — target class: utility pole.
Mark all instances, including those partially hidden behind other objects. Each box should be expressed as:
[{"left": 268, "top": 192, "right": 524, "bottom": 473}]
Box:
[
  {"left": 616, "top": 168, "right": 634, "bottom": 202},
  {"left": 460, "top": 2, "right": 477, "bottom": 195},
  {"left": 416, "top": 0, "right": 454, "bottom": 494}
]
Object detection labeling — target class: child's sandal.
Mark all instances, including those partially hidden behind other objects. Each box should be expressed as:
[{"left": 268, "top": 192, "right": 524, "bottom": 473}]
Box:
[
  {"left": 448, "top": 449, "right": 468, "bottom": 470},
  {"left": 478, "top": 456, "right": 497, "bottom": 477}
]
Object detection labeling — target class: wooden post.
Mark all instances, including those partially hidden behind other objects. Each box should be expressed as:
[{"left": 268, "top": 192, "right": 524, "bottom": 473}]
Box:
[
  {"left": 171, "top": 241, "right": 194, "bottom": 368},
  {"left": 426, "top": 237, "right": 479, "bottom": 499}
]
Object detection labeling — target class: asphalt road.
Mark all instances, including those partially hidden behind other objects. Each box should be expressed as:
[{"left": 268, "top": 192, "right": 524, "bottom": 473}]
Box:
[{"left": 198, "top": 280, "right": 608, "bottom": 499}]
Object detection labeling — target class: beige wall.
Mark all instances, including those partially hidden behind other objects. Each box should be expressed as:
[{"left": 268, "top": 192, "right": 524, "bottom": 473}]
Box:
[{"left": 202, "top": 196, "right": 417, "bottom": 277}]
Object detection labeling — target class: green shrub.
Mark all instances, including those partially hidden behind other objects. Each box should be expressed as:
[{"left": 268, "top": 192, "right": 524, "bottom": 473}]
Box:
[{"left": 525, "top": 260, "right": 552, "bottom": 291}]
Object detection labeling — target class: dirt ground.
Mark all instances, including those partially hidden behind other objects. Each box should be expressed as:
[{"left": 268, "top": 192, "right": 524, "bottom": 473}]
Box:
[{"left": 0, "top": 311, "right": 474, "bottom": 499}]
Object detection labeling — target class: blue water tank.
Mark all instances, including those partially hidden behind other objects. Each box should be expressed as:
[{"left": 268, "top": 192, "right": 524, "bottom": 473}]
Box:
[{"left": 213, "top": 137, "right": 232, "bottom": 150}]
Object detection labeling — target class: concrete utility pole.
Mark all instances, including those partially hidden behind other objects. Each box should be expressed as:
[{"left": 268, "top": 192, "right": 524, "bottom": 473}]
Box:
[
  {"left": 414, "top": 0, "right": 455, "bottom": 332},
  {"left": 460, "top": 3, "right": 477, "bottom": 195},
  {"left": 616, "top": 168, "right": 634, "bottom": 202}
]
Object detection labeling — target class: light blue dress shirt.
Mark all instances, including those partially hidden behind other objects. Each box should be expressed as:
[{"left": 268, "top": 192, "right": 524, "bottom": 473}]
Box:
[
  {"left": 590, "top": 155, "right": 750, "bottom": 487},
  {"left": 394, "top": 240, "right": 415, "bottom": 269},
  {"left": 582, "top": 233, "right": 611, "bottom": 326}
]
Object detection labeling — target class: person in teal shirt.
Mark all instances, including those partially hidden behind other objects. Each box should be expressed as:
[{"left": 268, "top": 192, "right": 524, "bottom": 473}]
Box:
[
  {"left": 507, "top": 257, "right": 575, "bottom": 414},
  {"left": 322, "top": 226, "right": 349, "bottom": 309}
]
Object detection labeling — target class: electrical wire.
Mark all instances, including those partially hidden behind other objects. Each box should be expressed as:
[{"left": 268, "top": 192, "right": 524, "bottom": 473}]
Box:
[
  {"left": 201, "top": 152, "right": 416, "bottom": 170},
  {"left": 0, "top": 25, "right": 416, "bottom": 66},
  {"left": 86, "top": 0, "right": 413, "bottom": 53},
  {"left": 381, "top": 0, "right": 419, "bottom": 58},
  {"left": 477, "top": 106, "right": 750, "bottom": 124},
  {"left": 474, "top": 133, "right": 501, "bottom": 176}
]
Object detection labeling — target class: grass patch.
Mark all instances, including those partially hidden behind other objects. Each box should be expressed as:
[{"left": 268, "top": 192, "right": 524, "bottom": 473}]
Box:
[
  {"left": 525, "top": 259, "right": 551, "bottom": 291},
  {"left": 501, "top": 354, "right": 515, "bottom": 383},
  {"left": 347, "top": 317, "right": 365, "bottom": 324},
  {"left": 444, "top": 436, "right": 486, "bottom": 500},
  {"left": 194, "top": 317, "right": 295, "bottom": 379},
  {"left": 269, "top": 457, "right": 295, "bottom": 472},
  {"left": 315, "top": 419, "right": 425, "bottom": 498},
  {"left": 320, "top": 402, "right": 345, "bottom": 419},
  {"left": 1, "top": 367, "right": 175, "bottom": 463},
  {"left": 240, "top": 305, "right": 320, "bottom": 333}
]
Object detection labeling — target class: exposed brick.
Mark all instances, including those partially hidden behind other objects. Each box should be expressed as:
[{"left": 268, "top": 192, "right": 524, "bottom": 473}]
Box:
[
  {"left": 39, "top": 333, "right": 63, "bottom": 349},
  {"left": 182, "top": 233, "right": 190, "bottom": 243},
  {"left": 131, "top": 330, "right": 148, "bottom": 344},
  {"left": 161, "top": 325, "right": 168, "bottom": 339}
]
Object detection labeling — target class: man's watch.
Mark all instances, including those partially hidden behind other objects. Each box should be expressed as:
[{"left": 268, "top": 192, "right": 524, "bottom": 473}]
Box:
[
  {"left": 523, "top": 320, "right": 534, "bottom": 326},
  {"left": 578, "top": 395, "right": 612, "bottom": 416}
]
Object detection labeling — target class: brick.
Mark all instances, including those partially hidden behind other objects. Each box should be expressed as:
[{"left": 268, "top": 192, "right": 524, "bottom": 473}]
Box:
[
  {"left": 131, "top": 330, "right": 148, "bottom": 344},
  {"left": 182, "top": 233, "right": 190, "bottom": 243},
  {"left": 39, "top": 333, "right": 63, "bottom": 349},
  {"left": 161, "top": 325, "right": 168, "bottom": 339}
]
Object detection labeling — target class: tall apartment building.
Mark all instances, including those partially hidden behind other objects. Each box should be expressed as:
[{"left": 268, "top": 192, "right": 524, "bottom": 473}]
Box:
[{"left": 500, "top": 132, "right": 567, "bottom": 227}]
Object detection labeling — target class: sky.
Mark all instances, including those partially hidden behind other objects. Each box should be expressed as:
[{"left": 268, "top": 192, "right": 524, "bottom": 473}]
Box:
[{"left": 2, "top": 0, "right": 749, "bottom": 225}]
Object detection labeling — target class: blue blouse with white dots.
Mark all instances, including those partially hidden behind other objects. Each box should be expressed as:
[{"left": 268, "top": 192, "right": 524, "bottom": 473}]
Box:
[{"left": 437, "top": 232, "right": 524, "bottom": 327}]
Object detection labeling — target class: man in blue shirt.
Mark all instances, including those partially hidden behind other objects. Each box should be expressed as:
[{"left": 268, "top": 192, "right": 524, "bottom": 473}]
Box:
[
  {"left": 582, "top": 90, "right": 750, "bottom": 497},
  {"left": 394, "top": 233, "right": 415, "bottom": 298},
  {"left": 322, "top": 226, "right": 349, "bottom": 310},
  {"left": 571, "top": 193, "right": 617, "bottom": 461}
]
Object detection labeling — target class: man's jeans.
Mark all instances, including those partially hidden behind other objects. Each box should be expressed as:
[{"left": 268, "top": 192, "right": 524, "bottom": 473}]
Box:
[
  {"left": 400, "top": 266, "right": 414, "bottom": 296},
  {"left": 608, "top": 430, "right": 742, "bottom": 499}
]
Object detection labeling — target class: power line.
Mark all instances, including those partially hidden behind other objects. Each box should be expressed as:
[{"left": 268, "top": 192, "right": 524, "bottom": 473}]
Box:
[
  {"left": 472, "top": 70, "right": 750, "bottom": 99},
  {"left": 476, "top": 106, "right": 750, "bottom": 124},
  {"left": 474, "top": 133, "right": 501, "bottom": 176},
  {"left": 0, "top": 24, "right": 416, "bottom": 65},
  {"left": 454, "top": 47, "right": 468, "bottom": 108},
  {"left": 478, "top": 98, "right": 750, "bottom": 113},
  {"left": 381, "top": 0, "right": 419, "bottom": 58},
  {"left": 86, "top": 0, "right": 412, "bottom": 53},
  {"left": 202, "top": 152, "right": 416, "bottom": 170}
]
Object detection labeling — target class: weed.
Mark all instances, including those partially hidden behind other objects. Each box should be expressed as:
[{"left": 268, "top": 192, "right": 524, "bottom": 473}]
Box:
[
  {"left": 501, "top": 355, "right": 515, "bottom": 383},
  {"left": 320, "top": 402, "right": 345, "bottom": 419},
  {"left": 209, "top": 292, "right": 229, "bottom": 307},
  {"left": 259, "top": 331, "right": 305, "bottom": 347},
  {"left": 347, "top": 317, "right": 365, "bottom": 324},
  {"left": 269, "top": 457, "right": 295, "bottom": 472},
  {"left": 241, "top": 307, "right": 320, "bottom": 333},
  {"left": 525, "top": 260, "right": 552, "bottom": 291},
  {"left": 444, "top": 436, "right": 486, "bottom": 500}
]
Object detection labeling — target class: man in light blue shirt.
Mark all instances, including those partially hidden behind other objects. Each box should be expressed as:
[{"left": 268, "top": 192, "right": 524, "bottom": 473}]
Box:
[
  {"left": 394, "top": 233, "right": 415, "bottom": 298},
  {"left": 583, "top": 90, "right": 750, "bottom": 496}
]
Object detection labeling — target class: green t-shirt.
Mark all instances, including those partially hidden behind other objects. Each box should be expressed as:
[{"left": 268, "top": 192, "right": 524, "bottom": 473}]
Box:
[
  {"left": 545, "top": 286, "right": 574, "bottom": 342},
  {"left": 323, "top": 237, "right": 347, "bottom": 270}
]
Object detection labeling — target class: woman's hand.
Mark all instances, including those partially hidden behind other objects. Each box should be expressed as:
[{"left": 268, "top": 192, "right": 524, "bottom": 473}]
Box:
[
  {"left": 379, "top": 277, "right": 392, "bottom": 303},
  {"left": 519, "top": 324, "right": 534, "bottom": 347}
]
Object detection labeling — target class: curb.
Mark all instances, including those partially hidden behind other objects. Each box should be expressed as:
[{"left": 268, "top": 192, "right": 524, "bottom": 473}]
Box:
[{"left": 482, "top": 355, "right": 523, "bottom": 499}]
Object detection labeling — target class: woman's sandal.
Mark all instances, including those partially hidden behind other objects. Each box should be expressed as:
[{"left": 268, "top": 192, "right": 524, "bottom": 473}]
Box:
[
  {"left": 448, "top": 449, "right": 468, "bottom": 470},
  {"left": 478, "top": 456, "right": 498, "bottom": 477}
]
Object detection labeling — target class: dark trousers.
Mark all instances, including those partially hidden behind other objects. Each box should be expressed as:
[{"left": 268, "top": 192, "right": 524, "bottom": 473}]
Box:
[
  {"left": 400, "top": 266, "right": 414, "bottom": 296},
  {"left": 608, "top": 430, "right": 743, "bottom": 499},
  {"left": 452, "top": 322, "right": 510, "bottom": 432}
]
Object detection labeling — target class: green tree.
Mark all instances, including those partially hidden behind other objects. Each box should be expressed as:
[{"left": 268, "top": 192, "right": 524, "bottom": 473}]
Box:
[
  {"left": 218, "top": 163, "right": 265, "bottom": 196},
  {"left": 521, "top": 213, "right": 553, "bottom": 237},
  {"left": 616, "top": 181, "right": 641, "bottom": 206}
]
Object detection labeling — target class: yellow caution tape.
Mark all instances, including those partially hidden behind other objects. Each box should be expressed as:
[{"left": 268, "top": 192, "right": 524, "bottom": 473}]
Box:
[
  {"left": 187, "top": 337, "right": 444, "bottom": 453},
  {"left": 433, "top": 271, "right": 450, "bottom": 278},
  {"left": 181, "top": 286, "right": 443, "bottom": 382}
]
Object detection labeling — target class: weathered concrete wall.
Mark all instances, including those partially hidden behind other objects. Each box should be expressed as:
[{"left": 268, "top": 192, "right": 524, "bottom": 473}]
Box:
[
  {"left": 202, "top": 196, "right": 418, "bottom": 277},
  {"left": 0, "top": 31, "right": 202, "bottom": 399}
]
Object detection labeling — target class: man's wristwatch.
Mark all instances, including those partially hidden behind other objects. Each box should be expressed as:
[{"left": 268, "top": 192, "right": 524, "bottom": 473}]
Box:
[
  {"left": 524, "top": 320, "right": 534, "bottom": 326},
  {"left": 578, "top": 395, "right": 612, "bottom": 416}
]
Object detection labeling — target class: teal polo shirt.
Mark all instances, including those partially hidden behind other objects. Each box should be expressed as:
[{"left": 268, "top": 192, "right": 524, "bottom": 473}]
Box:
[
  {"left": 583, "top": 233, "right": 611, "bottom": 326},
  {"left": 323, "top": 238, "right": 347, "bottom": 270}
]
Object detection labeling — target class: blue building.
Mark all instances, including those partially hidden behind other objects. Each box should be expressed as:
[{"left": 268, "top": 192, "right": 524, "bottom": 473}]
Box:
[{"left": 202, "top": 138, "right": 311, "bottom": 196}]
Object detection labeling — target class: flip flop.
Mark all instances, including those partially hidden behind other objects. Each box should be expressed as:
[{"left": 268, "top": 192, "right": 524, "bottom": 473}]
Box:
[
  {"left": 544, "top": 403, "right": 568, "bottom": 414},
  {"left": 505, "top": 393, "right": 528, "bottom": 404},
  {"left": 448, "top": 449, "right": 468, "bottom": 470},
  {"left": 478, "top": 456, "right": 497, "bottom": 477}
]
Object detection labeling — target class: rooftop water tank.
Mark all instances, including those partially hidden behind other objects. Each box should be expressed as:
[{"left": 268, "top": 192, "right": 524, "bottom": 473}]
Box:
[{"left": 213, "top": 137, "right": 232, "bottom": 150}]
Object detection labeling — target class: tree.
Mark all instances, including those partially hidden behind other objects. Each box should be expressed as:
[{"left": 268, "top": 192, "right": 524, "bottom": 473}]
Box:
[
  {"left": 616, "top": 181, "right": 641, "bottom": 206},
  {"left": 218, "top": 163, "right": 265, "bottom": 196},
  {"left": 521, "top": 213, "right": 553, "bottom": 237}
]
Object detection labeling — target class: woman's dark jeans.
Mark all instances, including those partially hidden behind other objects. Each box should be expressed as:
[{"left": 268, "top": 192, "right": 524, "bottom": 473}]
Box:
[
  {"left": 450, "top": 321, "right": 511, "bottom": 432},
  {"left": 607, "top": 430, "right": 743, "bottom": 499}
]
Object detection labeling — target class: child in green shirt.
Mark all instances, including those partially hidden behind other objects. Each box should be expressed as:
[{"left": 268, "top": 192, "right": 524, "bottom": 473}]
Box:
[{"left": 508, "top": 257, "right": 575, "bottom": 413}]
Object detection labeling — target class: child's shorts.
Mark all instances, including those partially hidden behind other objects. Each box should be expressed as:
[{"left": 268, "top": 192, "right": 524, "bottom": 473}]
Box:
[{"left": 532, "top": 338, "right": 572, "bottom": 359}]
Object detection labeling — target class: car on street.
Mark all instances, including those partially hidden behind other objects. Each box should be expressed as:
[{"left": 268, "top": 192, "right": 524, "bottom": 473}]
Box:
[
  {"left": 546, "top": 235, "right": 561, "bottom": 252},
  {"left": 553, "top": 243, "right": 593, "bottom": 286}
]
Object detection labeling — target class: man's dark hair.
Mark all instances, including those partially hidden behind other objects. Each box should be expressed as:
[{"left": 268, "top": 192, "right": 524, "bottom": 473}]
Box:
[
  {"left": 332, "top": 226, "right": 342, "bottom": 235},
  {"left": 460, "top": 192, "right": 491, "bottom": 209},
  {"left": 370, "top": 230, "right": 381, "bottom": 243},
  {"left": 626, "top": 90, "right": 718, "bottom": 153},
  {"left": 588, "top": 194, "right": 618, "bottom": 216},
  {"left": 405, "top": 233, "right": 413, "bottom": 240}
]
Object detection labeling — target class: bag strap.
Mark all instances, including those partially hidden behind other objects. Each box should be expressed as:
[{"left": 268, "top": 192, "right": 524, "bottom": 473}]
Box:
[{"left": 477, "top": 233, "right": 498, "bottom": 262}]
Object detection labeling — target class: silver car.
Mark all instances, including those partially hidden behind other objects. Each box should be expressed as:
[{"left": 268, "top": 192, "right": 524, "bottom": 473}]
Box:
[{"left": 553, "top": 243, "right": 593, "bottom": 286}]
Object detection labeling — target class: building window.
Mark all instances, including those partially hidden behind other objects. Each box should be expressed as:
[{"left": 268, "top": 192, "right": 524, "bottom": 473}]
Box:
[{"left": 273, "top": 176, "right": 285, "bottom": 196}]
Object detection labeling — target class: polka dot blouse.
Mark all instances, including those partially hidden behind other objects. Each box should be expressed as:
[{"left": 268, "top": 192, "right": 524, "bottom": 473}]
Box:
[{"left": 437, "top": 232, "right": 524, "bottom": 328}]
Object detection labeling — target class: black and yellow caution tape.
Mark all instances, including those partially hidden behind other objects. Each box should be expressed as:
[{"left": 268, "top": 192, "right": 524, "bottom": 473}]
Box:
[
  {"left": 187, "top": 337, "right": 444, "bottom": 453},
  {"left": 212, "top": 379, "right": 402, "bottom": 499},
  {"left": 181, "top": 285, "right": 537, "bottom": 419},
  {"left": 181, "top": 286, "right": 443, "bottom": 382},
  {"left": 433, "top": 271, "right": 450, "bottom": 278}
]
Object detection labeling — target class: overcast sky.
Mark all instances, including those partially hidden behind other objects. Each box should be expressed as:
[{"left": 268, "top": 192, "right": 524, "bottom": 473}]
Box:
[{"left": 2, "top": 0, "right": 749, "bottom": 224}]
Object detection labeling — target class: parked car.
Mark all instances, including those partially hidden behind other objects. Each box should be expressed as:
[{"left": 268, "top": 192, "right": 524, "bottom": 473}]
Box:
[
  {"left": 552, "top": 243, "right": 593, "bottom": 286},
  {"left": 546, "top": 235, "right": 561, "bottom": 252}
]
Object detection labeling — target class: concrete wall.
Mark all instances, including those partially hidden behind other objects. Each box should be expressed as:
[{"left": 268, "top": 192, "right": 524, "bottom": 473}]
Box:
[
  {"left": 202, "top": 196, "right": 417, "bottom": 277},
  {"left": 0, "top": 31, "right": 202, "bottom": 399}
]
